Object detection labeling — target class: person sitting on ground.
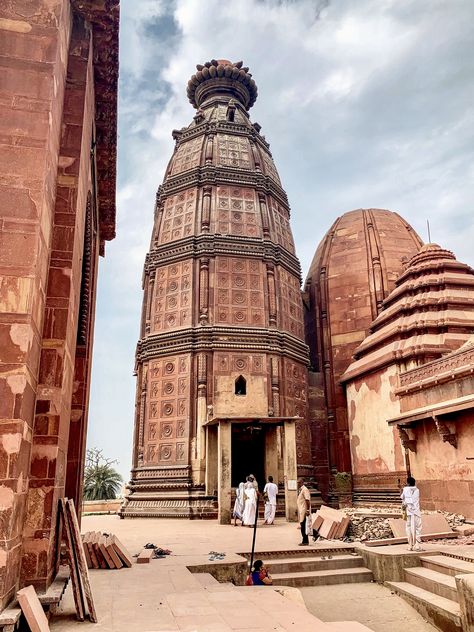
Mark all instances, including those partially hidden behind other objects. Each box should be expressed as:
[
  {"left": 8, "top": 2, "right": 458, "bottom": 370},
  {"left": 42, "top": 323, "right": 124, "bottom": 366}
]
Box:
[
  {"left": 401, "top": 475, "right": 423, "bottom": 552},
  {"left": 251, "top": 560, "right": 272, "bottom": 585}
]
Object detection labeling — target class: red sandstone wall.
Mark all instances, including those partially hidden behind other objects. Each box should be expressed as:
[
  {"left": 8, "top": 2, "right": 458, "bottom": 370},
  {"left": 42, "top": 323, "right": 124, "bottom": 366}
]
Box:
[
  {"left": 410, "top": 413, "right": 474, "bottom": 519},
  {"left": 0, "top": 1, "right": 101, "bottom": 605},
  {"left": 0, "top": 0, "right": 74, "bottom": 608}
]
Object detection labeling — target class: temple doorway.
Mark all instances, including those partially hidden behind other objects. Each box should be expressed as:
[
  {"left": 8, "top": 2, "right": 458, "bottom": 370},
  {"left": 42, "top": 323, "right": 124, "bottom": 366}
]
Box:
[{"left": 231, "top": 425, "right": 265, "bottom": 489}]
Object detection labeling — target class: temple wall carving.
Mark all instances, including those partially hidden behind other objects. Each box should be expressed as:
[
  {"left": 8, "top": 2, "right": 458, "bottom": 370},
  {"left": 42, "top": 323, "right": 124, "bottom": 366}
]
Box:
[
  {"left": 144, "top": 354, "right": 191, "bottom": 466},
  {"left": 151, "top": 260, "right": 193, "bottom": 332}
]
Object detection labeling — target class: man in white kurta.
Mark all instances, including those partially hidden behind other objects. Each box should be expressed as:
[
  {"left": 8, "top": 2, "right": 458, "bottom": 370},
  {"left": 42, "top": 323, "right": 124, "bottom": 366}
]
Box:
[
  {"left": 263, "top": 476, "right": 278, "bottom": 525},
  {"left": 401, "top": 476, "right": 422, "bottom": 551}
]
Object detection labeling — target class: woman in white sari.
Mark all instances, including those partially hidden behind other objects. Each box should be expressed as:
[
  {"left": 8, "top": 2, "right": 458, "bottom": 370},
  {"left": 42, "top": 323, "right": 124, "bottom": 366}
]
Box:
[
  {"left": 233, "top": 481, "right": 245, "bottom": 526},
  {"left": 242, "top": 476, "right": 257, "bottom": 527}
]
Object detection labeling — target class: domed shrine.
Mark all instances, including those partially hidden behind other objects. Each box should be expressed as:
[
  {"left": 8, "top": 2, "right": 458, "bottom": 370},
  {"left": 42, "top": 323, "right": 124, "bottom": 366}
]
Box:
[
  {"left": 303, "top": 209, "right": 423, "bottom": 503},
  {"left": 121, "top": 60, "right": 311, "bottom": 521},
  {"left": 342, "top": 244, "right": 474, "bottom": 514}
]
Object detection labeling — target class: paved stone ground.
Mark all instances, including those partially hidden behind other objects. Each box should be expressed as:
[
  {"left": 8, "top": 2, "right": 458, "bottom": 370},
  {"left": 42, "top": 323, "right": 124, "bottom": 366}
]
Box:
[
  {"left": 300, "top": 583, "right": 437, "bottom": 632},
  {"left": 49, "top": 515, "right": 463, "bottom": 631}
]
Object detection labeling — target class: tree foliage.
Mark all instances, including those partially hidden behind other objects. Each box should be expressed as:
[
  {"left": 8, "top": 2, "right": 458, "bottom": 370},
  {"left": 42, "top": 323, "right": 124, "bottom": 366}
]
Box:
[{"left": 83, "top": 448, "right": 123, "bottom": 501}]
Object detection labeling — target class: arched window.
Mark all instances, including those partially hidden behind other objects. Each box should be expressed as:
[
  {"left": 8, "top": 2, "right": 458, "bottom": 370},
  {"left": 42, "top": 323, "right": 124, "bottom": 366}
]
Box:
[{"left": 235, "top": 375, "right": 247, "bottom": 396}]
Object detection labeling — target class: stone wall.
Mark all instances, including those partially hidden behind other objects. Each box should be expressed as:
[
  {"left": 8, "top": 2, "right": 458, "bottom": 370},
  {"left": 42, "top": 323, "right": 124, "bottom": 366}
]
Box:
[
  {"left": 346, "top": 366, "right": 406, "bottom": 495},
  {"left": 0, "top": 0, "right": 118, "bottom": 608}
]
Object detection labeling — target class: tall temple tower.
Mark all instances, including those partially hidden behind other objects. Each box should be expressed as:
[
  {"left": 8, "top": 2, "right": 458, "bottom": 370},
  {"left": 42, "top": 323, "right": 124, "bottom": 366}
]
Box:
[{"left": 121, "top": 60, "right": 311, "bottom": 522}]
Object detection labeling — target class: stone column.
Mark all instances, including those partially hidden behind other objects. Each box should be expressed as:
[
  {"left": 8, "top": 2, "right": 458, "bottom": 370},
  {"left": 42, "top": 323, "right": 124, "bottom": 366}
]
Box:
[
  {"left": 199, "top": 258, "right": 209, "bottom": 324},
  {"left": 217, "top": 420, "right": 232, "bottom": 525},
  {"left": 193, "top": 353, "right": 207, "bottom": 485},
  {"left": 283, "top": 420, "right": 298, "bottom": 521},
  {"left": 265, "top": 426, "right": 279, "bottom": 481},
  {"left": 205, "top": 426, "right": 218, "bottom": 496},
  {"left": 201, "top": 186, "right": 212, "bottom": 233}
]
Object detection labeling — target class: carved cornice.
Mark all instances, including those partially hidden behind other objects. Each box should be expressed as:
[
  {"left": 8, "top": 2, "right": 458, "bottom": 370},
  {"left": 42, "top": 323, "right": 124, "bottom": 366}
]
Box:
[
  {"left": 145, "top": 234, "right": 301, "bottom": 279},
  {"left": 71, "top": 0, "right": 119, "bottom": 242},
  {"left": 136, "top": 326, "right": 310, "bottom": 366},
  {"left": 397, "top": 346, "right": 474, "bottom": 394},
  {"left": 175, "top": 118, "right": 270, "bottom": 151},
  {"left": 157, "top": 165, "right": 289, "bottom": 209}
]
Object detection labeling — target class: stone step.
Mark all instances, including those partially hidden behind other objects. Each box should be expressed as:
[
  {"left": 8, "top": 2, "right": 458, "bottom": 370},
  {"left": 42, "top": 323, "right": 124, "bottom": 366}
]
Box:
[
  {"left": 420, "top": 554, "right": 474, "bottom": 577},
  {"left": 272, "top": 566, "right": 373, "bottom": 587},
  {"left": 386, "top": 581, "right": 461, "bottom": 632},
  {"left": 265, "top": 554, "right": 364, "bottom": 574},
  {"left": 192, "top": 572, "right": 221, "bottom": 587},
  {"left": 405, "top": 567, "right": 458, "bottom": 602},
  {"left": 328, "top": 622, "right": 374, "bottom": 631}
]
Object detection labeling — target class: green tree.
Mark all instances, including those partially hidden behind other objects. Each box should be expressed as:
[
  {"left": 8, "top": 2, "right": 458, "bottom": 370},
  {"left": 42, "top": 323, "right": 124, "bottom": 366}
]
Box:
[{"left": 83, "top": 448, "right": 123, "bottom": 501}]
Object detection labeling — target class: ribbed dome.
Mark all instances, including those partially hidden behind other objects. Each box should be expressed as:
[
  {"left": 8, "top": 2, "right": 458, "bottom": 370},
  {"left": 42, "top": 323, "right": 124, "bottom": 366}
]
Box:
[{"left": 341, "top": 243, "right": 474, "bottom": 382}]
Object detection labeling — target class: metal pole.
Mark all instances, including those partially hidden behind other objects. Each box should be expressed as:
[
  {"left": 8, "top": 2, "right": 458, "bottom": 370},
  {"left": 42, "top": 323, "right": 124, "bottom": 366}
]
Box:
[{"left": 249, "top": 495, "right": 259, "bottom": 574}]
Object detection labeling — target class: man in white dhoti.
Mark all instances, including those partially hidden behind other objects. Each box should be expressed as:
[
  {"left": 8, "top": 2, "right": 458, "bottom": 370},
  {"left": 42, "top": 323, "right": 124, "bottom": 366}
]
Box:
[
  {"left": 401, "top": 476, "right": 423, "bottom": 551},
  {"left": 242, "top": 476, "right": 257, "bottom": 527},
  {"left": 263, "top": 476, "right": 278, "bottom": 525},
  {"left": 233, "top": 481, "right": 245, "bottom": 526}
]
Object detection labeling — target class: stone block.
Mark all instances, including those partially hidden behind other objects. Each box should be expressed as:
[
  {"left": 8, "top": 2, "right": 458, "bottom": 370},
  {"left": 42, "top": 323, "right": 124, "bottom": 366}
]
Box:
[{"left": 456, "top": 573, "right": 474, "bottom": 632}]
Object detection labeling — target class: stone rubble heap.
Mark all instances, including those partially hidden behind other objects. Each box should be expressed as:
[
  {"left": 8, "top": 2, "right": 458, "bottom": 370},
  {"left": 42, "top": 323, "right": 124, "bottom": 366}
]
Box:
[{"left": 343, "top": 506, "right": 467, "bottom": 542}]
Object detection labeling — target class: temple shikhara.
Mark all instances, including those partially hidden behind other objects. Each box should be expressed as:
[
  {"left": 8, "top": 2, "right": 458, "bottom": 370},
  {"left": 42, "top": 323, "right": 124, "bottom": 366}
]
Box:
[
  {"left": 1, "top": 6, "right": 474, "bottom": 621},
  {"left": 121, "top": 59, "right": 474, "bottom": 524}
]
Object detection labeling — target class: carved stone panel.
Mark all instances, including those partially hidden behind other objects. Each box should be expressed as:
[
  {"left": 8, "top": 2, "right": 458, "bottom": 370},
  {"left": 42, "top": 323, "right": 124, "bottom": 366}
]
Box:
[
  {"left": 152, "top": 260, "right": 193, "bottom": 332},
  {"left": 268, "top": 196, "right": 295, "bottom": 253},
  {"left": 277, "top": 267, "right": 304, "bottom": 339},
  {"left": 282, "top": 358, "right": 311, "bottom": 463},
  {"left": 159, "top": 190, "right": 197, "bottom": 244},
  {"left": 214, "top": 257, "right": 266, "bottom": 326},
  {"left": 144, "top": 354, "right": 191, "bottom": 465},
  {"left": 260, "top": 149, "right": 281, "bottom": 185},
  {"left": 213, "top": 186, "right": 262, "bottom": 238},
  {"left": 216, "top": 134, "right": 252, "bottom": 169},
  {"left": 170, "top": 136, "right": 204, "bottom": 175}
]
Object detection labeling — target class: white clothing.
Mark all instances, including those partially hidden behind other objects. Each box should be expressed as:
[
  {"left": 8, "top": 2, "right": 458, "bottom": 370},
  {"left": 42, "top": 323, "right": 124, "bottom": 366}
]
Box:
[
  {"left": 233, "top": 482, "right": 245, "bottom": 521},
  {"left": 242, "top": 484, "right": 257, "bottom": 526},
  {"left": 263, "top": 482, "right": 278, "bottom": 505},
  {"left": 264, "top": 502, "right": 276, "bottom": 524},
  {"left": 401, "top": 485, "right": 421, "bottom": 517},
  {"left": 263, "top": 481, "right": 278, "bottom": 524},
  {"left": 406, "top": 514, "right": 422, "bottom": 549}
]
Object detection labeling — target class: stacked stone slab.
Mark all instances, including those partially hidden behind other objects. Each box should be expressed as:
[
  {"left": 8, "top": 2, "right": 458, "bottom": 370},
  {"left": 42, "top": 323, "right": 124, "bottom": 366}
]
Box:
[{"left": 121, "top": 60, "right": 311, "bottom": 519}]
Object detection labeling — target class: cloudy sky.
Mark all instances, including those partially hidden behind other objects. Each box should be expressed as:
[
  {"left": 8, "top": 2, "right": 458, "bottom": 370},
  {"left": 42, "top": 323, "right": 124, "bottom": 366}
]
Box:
[{"left": 87, "top": 0, "right": 474, "bottom": 480}]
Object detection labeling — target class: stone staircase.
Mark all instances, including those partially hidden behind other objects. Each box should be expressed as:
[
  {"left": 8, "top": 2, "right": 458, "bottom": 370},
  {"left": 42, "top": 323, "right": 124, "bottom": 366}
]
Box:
[
  {"left": 259, "top": 549, "right": 374, "bottom": 587},
  {"left": 387, "top": 553, "right": 474, "bottom": 632}
]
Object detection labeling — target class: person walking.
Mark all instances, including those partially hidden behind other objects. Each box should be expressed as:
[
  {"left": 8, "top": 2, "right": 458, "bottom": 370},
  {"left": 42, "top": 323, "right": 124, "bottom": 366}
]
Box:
[
  {"left": 232, "top": 480, "right": 245, "bottom": 526},
  {"left": 242, "top": 475, "right": 257, "bottom": 527},
  {"left": 401, "top": 476, "right": 423, "bottom": 552},
  {"left": 297, "top": 477, "right": 311, "bottom": 546},
  {"left": 263, "top": 476, "right": 278, "bottom": 525}
]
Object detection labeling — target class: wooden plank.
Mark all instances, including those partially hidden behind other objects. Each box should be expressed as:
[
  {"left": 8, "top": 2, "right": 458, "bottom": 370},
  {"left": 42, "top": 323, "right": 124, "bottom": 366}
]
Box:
[
  {"left": 312, "top": 513, "right": 324, "bottom": 532},
  {"left": 84, "top": 532, "right": 99, "bottom": 569},
  {"left": 59, "top": 498, "right": 85, "bottom": 621},
  {"left": 111, "top": 535, "right": 133, "bottom": 568},
  {"left": 82, "top": 534, "right": 92, "bottom": 569},
  {"left": 91, "top": 532, "right": 107, "bottom": 569},
  {"left": 137, "top": 548, "right": 154, "bottom": 564},
  {"left": 335, "top": 515, "right": 351, "bottom": 539},
  {"left": 105, "top": 535, "right": 123, "bottom": 569},
  {"left": 98, "top": 535, "right": 114, "bottom": 569},
  {"left": 17, "top": 585, "right": 49, "bottom": 632},
  {"left": 65, "top": 499, "right": 98, "bottom": 623},
  {"left": 319, "top": 517, "right": 337, "bottom": 539}
]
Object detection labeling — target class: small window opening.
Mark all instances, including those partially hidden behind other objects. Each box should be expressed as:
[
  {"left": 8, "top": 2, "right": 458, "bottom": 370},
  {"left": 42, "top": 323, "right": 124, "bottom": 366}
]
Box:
[{"left": 235, "top": 375, "right": 247, "bottom": 396}]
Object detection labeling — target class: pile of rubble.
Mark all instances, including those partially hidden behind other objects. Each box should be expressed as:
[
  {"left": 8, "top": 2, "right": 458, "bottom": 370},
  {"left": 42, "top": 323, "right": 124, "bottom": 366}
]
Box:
[{"left": 343, "top": 506, "right": 470, "bottom": 543}]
